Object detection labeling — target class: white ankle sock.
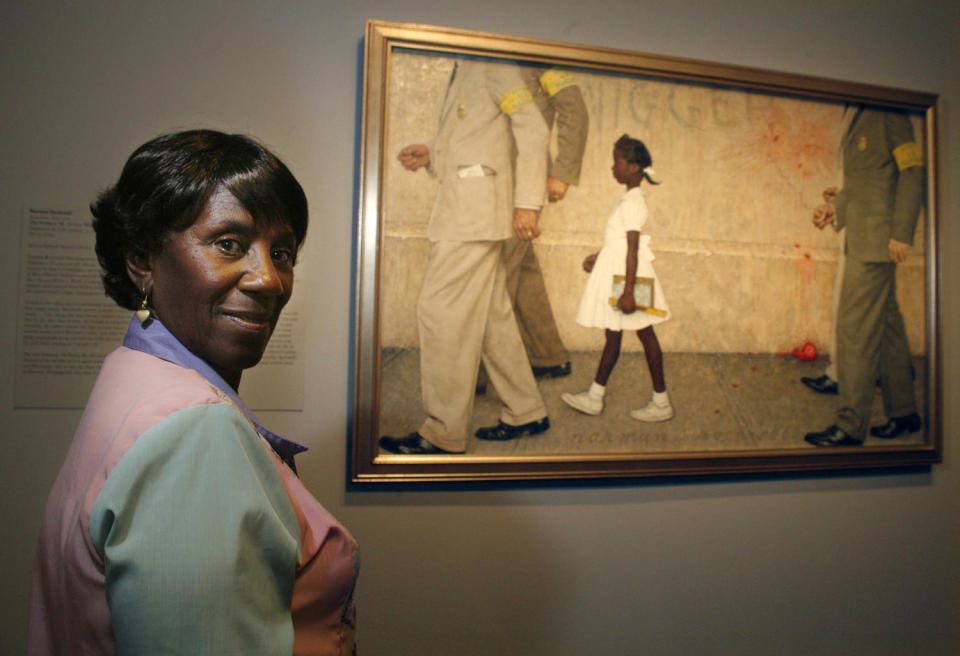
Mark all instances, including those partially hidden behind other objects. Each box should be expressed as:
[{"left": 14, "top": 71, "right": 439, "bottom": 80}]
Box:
[
  {"left": 652, "top": 390, "right": 670, "bottom": 406},
  {"left": 589, "top": 382, "right": 606, "bottom": 398}
]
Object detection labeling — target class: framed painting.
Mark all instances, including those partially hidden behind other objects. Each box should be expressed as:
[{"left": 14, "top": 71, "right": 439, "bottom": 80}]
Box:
[{"left": 351, "top": 19, "right": 941, "bottom": 482}]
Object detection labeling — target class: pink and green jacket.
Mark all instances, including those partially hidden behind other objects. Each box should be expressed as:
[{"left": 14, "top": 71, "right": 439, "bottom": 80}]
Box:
[{"left": 29, "top": 317, "right": 358, "bottom": 655}]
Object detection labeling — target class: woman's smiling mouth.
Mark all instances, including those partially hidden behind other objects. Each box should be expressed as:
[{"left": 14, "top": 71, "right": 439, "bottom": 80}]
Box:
[{"left": 222, "top": 309, "right": 275, "bottom": 331}]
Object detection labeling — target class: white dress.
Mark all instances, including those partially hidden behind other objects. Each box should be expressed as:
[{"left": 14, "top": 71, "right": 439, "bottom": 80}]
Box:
[{"left": 575, "top": 186, "right": 671, "bottom": 330}]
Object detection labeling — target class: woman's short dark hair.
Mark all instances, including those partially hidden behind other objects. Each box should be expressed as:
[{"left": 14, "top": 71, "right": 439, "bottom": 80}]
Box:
[
  {"left": 92, "top": 129, "right": 309, "bottom": 309},
  {"left": 614, "top": 133, "right": 659, "bottom": 185}
]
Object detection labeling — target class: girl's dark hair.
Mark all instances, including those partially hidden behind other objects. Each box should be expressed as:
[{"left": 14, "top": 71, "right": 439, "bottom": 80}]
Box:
[
  {"left": 615, "top": 133, "right": 659, "bottom": 185},
  {"left": 92, "top": 129, "right": 308, "bottom": 309}
]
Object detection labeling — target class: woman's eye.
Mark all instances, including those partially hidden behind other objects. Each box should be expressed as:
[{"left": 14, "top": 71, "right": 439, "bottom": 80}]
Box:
[
  {"left": 272, "top": 247, "right": 295, "bottom": 265},
  {"left": 216, "top": 238, "right": 243, "bottom": 254}
]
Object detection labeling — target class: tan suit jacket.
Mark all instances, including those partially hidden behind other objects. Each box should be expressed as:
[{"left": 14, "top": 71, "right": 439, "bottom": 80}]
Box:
[{"left": 427, "top": 59, "right": 548, "bottom": 242}]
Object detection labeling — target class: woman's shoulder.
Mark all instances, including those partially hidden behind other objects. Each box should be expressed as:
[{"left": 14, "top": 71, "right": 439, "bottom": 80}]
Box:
[
  {"left": 80, "top": 348, "right": 229, "bottom": 461},
  {"left": 41, "top": 349, "right": 242, "bottom": 569},
  {"left": 89, "top": 352, "right": 275, "bottom": 510},
  {"left": 102, "top": 347, "right": 221, "bottom": 405}
]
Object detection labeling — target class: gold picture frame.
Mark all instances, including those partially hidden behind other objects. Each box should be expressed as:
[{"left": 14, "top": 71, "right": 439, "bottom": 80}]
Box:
[{"left": 351, "top": 19, "right": 941, "bottom": 482}]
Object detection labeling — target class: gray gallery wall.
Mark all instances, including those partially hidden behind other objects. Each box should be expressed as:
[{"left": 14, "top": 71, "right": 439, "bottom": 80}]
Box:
[{"left": 2, "top": 1, "right": 957, "bottom": 654}]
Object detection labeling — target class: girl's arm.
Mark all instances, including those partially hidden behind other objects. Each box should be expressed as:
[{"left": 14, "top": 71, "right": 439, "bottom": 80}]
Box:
[{"left": 618, "top": 230, "right": 640, "bottom": 314}]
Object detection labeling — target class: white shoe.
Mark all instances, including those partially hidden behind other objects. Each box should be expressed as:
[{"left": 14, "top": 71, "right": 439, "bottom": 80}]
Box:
[
  {"left": 630, "top": 400, "right": 674, "bottom": 422},
  {"left": 561, "top": 390, "right": 604, "bottom": 415}
]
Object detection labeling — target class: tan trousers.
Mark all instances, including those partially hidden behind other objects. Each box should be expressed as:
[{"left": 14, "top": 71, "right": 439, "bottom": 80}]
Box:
[{"left": 418, "top": 240, "right": 547, "bottom": 452}]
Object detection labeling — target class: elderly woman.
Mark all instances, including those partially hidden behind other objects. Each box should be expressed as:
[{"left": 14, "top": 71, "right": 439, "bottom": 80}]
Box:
[{"left": 28, "top": 130, "right": 358, "bottom": 655}]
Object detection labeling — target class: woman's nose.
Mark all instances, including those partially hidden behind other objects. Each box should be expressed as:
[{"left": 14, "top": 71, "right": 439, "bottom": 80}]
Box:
[{"left": 240, "top": 244, "right": 285, "bottom": 295}]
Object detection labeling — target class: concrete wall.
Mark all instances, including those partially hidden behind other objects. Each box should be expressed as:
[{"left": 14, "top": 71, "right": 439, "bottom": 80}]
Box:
[
  {"left": 381, "top": 52, "right": 927, "bottom": 354},
  {"left": 2, "top": 1, "right": 957, "bottom": 654}
]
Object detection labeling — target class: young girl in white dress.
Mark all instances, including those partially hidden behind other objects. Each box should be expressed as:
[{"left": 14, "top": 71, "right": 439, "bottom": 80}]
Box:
[{"left": 561, "top": 134, "right": 673, "bottom": 421}]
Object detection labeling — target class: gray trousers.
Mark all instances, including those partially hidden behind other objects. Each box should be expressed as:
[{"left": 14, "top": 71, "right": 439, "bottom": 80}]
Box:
[
  {"left": 835, "top": 257, "right": 916, "bottom": 438},
  {"left": 501, "top": 236, "right": 570, "bottom": 367},
  {"left": 825, "top": 229, "right": 845, "bottom": 381}
]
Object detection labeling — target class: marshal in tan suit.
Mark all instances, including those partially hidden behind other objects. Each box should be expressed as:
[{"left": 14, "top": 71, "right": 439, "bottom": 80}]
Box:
[{"left": 407, "top": 59, "right": 551, "bottom": 453}]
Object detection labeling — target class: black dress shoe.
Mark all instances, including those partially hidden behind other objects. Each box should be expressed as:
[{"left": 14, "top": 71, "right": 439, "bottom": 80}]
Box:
[
  {"left": 379, "top": 432, "right": 454, "bottom": 454},
  {"left": 475, "top": 417, "right": 550, "bottom": 441},
  {"left": 804, "top": 425, "right": 863, "bottom": 447},
  {"left": 870, "top": 413, "right": 922, "bottom": 439},
  {"left": 531, "top": 362, "right": 572, "bottom": 379},
  {"left": 800, "top": 374, "right": 838, "bottom": 395}
]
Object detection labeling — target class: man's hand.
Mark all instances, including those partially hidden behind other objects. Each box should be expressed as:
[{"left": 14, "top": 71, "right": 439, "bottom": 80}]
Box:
[
  {"left": 889, "top": 238, "right": 910, "bottom": 263},
  {"left": 513, "top": 208, "right": 541, "bottom": 241},
  {"left": 547, "top": 177, "right": 569, "bottom": 202},
  {"left": 582, "top": 253, "right": 598, "bottom": 273},
  {"left": 813, "top": 203, "right": 836, "bottom": 230},
  {"left": 398, "top": 144, "right": 430, "bottom": 171}
]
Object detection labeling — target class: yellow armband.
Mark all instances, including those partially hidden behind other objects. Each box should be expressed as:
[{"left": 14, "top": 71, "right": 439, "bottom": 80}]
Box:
[
  {"left": 499, "top": 85, "right": 533, "bottom": 115},
  {"left": 539, "top": 68, "right": 576, "bottom": 97},
  {"left": 893, "top": 142, "right": 923, "bottom": 171}
]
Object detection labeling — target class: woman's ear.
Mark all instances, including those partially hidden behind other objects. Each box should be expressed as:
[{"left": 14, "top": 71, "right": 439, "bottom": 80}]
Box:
[{"left": 125, "top": 250, "right": 152, "bottom": 296}]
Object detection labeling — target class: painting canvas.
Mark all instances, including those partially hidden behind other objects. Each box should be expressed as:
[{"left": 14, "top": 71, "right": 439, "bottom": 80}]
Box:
[{"left": 352, "top": 20, "right": 940, "bottom": 482}]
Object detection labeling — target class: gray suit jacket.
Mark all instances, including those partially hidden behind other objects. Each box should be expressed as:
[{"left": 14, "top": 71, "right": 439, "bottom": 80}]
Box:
[
  {"left": 522, "top": 65, "right": 588, "bottom": 186},
  {"left": 427, "top": 59, "right": 549, "bottom": 242},
  {"left": 835, "top": 107, "right": 925, "bottom": 262}
]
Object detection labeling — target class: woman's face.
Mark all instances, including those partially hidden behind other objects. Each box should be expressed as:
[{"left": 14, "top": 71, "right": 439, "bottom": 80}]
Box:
[{"left": 147, "top": 187, "right": 297, "bottom": 388}]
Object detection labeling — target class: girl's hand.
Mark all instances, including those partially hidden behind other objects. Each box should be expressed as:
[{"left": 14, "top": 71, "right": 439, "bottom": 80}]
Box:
[
  {"left": 618, "top": 292, "right": 636, "bottom": 315},
  {"left": 582, "top": 253, "right": 598, "bottom": 273}
]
